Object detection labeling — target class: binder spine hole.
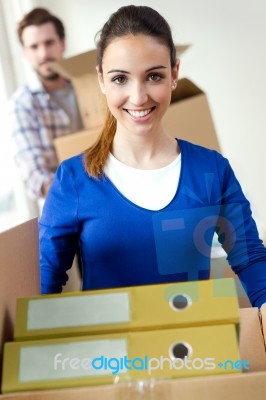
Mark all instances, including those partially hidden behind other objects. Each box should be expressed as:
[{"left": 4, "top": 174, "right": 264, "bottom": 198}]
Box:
[
  {"left": 169, "top": 293, "right": 192, "bottom": 311},
  {"left": 169, "top": 342, "right": 192, "bottom": 360}
]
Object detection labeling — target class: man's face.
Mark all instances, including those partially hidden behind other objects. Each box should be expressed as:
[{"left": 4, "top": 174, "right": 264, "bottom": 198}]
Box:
[{"left": 21, "top": 22, "right": 65, "bottom": 81}]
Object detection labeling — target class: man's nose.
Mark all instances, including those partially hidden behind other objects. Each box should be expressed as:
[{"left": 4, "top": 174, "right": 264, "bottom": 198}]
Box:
[{"left": 37, "top": 45, "right": 50, "bottom": 62}]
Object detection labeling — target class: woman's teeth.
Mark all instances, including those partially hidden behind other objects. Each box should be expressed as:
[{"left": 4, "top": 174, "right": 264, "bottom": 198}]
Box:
[{"left": 127, "top": 108, "right": 152, "bottom": 118}]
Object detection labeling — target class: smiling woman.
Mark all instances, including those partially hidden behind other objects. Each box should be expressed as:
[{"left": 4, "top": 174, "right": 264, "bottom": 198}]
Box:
[
  {"left": 39, "top": 5, "right": 266, "bottom": 310},
  {"left": 97, "top": 35, "right": 178, "bottom": 146}
]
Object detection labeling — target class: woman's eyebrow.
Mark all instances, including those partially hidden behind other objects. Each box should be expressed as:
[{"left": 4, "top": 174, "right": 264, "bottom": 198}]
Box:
[
  {"left": 107, "top": 65, "right": 167, "bottom": 74},
  {"left": 146, "top": 65, "right": 167, "bottom": 72},
  {"left": 107, "top": 69, "right": 129, "bottom": 74}
]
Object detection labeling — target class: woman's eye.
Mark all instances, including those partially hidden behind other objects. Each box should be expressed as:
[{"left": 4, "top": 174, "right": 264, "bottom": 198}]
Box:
[
  {"left": 112, "top": 76, "right": 127, "bottom": 85},
  {"left": 148, "top": 73, "right": 162, "bottom": 82}
]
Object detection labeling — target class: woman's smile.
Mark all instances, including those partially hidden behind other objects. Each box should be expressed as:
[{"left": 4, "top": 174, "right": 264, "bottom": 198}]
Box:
[{"left": 123, "top": 106, "right": 156, "bottom": 121}]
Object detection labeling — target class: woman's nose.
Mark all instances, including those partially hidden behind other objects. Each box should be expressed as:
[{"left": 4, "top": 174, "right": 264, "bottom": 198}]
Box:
[{"left": 129, "top": 82, "right": 148, "bottom": 106}]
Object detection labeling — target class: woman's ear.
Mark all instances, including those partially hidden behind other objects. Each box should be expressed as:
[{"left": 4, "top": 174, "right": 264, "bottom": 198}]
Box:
[
  {"left": 96, "top": 65, "right": 106, "bottom": 94},
  {"left": 172, "top": 58, "right": 180, "bottom": 83}
]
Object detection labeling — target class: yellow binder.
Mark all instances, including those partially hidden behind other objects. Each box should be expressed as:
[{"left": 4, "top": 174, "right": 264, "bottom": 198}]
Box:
[
  {"left": 15, "top": 278, "right": 239, "bottom": 341},
  {"left": 3, "top": 323, "right": 241, "bottom": 393}
]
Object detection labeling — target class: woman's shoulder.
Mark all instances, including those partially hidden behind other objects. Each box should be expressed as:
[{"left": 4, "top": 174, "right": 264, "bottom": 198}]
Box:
[
  {"left": 178, "top": 139, "right": 226, "bottom": 163},
  {"left": 178, "top": 139, "right": 232, "bottom": 178},
  {"left": 60, "top": 152, "right": 84, "bottom": 167},
  {"left": 58, "top": 152, "right": 87, "bottom": 177},
  {"left": 178, "top": 138, "right": 220, "bottom": 155}
]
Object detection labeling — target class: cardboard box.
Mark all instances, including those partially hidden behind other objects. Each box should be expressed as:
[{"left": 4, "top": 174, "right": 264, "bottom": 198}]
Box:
[
  {"left": 0, "top": 219, "right": 40, "bottom": 388},
  {"left": 14, "top": 279, "right": 239, "bottom": 341},
  {"left": 1, "top": 372, "right": 266, "bottom": 400},
  {"left": 0, "top": 220, "right": 266, "bottom": 398}
]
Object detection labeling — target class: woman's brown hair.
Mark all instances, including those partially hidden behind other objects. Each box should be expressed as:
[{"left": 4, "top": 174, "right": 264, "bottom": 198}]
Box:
[{"left": 84, "top": 5, "right": 176, "bottom": 178}]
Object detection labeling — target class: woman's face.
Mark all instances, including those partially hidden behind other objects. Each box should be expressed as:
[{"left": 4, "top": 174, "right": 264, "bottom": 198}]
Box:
[{"left": 97, "top": 34, "right": 179, "bottom": 138}]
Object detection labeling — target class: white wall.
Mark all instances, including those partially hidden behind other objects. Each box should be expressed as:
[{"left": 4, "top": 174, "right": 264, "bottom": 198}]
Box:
[{"left": 13, "top": 0, "right": 266, "bottom": 234}]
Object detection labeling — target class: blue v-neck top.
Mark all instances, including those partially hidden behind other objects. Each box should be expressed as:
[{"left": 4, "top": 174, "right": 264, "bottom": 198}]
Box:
[{"left": 39, "top": 139, "right": 266, "bottom": 307}]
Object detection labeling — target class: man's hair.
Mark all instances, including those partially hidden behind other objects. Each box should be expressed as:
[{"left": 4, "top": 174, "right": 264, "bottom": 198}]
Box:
[{"left": 17, "top": 8, "right": 65, "bottom": 44}]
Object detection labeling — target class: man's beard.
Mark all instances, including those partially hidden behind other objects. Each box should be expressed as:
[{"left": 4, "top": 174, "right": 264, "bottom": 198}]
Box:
[
  {"left": 35, "top": 60, "right": 61, "bottom": 81},
  {"left": 37, "top": 70, "right": 61, "bottom": 81}
]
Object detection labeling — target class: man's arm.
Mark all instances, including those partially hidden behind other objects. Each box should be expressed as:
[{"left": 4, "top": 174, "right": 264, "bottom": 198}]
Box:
[{"left": 9, "top": 96, "right": 56, "bottom": 200}]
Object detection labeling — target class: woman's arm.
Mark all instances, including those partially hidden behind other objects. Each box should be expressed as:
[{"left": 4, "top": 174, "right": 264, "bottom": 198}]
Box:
[
  {"left": 215, "top": 154, "right": 266, "bottom": 307},
  {"left": 39, "top": 160, "right": 80, "bottom": 294}
]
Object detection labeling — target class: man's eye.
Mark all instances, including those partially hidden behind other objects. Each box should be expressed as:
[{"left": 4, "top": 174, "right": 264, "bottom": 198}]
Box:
[
  {"left": 148, "top": 74, "right": 162, "bottom": 82},
  {"left": 45, "top": 40, "right": 55, "bottom": 46},
  {"left": 112, "top": 76, "right": 127, "bottom": 85}
]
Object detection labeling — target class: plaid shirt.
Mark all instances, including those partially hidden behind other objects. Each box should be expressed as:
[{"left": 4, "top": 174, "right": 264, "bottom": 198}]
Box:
[{"left": 9, "top": 76, "right": 76, "bottom": 200}]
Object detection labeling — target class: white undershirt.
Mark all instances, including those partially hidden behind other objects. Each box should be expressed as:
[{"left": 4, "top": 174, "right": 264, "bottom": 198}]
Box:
[{"left": 104, "top": 152, "right": 182, "bottom": 210}]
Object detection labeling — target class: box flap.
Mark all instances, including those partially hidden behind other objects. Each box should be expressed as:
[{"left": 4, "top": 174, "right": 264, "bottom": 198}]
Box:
[
  {"left": 0, "top": 219, "right": 40, "bottom": 387},
  {"left": 171, "top": 78, "right": 203, "bottom": 103},
  {"left": 51, "top": 50, "right": 104, "bottom": 129},
  {"left": 176, "top": 44, "right": 191, "bottom": 57},
  {"left": 162, "top": 80, "right": 221, "bottom": 152},
  {"left": 54, "top": 128, "right": 100, "bottom": 162},
  {"left": 51, "top": 50, "right": 97, "bottom": 79},
  {"left": 261, "top": 303, "right": 266, "bottom": 350},
  {"left": 239, "top": 308, "right": 266, "bottom": 372}
]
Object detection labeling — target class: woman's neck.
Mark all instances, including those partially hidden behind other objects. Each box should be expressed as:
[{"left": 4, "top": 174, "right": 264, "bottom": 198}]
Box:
[{"left": 111, "top": 130, "right": 179, "bottom": 169}]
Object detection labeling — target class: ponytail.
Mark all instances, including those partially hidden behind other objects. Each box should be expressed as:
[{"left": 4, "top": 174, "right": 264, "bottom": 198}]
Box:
[{"left": 84, "top": 109, "right": 116, "bottom": 177}]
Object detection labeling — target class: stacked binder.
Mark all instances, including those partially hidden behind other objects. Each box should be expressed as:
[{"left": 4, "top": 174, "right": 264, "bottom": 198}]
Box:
[{"left": 2, "top": 278, "right": 241, "bottom": 393}]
